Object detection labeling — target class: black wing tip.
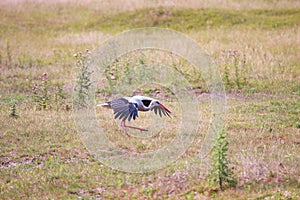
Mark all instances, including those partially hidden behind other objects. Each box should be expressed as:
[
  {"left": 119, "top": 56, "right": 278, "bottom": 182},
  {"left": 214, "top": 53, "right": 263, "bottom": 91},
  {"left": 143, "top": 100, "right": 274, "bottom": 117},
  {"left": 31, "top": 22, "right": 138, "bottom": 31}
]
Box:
[{"left": 152, "top": 106, "right": 173, "bottom": 118}]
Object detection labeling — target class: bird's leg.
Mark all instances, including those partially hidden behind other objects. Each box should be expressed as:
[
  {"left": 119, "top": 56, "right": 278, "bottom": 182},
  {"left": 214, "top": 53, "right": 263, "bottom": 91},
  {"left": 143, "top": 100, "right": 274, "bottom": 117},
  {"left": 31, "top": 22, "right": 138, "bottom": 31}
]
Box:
[
  {"left": 120, "top": 120, "right": 130, "bottom": 136},
  {"left": 120, "top": 120, "right": 148, "bottom": 135}
]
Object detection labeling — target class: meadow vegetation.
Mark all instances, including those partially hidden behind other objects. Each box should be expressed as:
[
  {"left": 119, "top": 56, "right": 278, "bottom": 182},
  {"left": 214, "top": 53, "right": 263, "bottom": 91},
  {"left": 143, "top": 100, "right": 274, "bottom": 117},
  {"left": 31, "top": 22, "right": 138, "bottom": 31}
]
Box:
[{"left": 0, "top": 0, "right": 299, "bottom": 199}]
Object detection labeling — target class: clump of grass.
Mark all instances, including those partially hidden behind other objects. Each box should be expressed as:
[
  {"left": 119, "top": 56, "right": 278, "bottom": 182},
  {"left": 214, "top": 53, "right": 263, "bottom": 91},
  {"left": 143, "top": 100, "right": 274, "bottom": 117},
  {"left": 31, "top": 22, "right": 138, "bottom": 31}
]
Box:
[
  {"left": 141, "top": 186, "right": 154, "bottom": 198},
  {"left": 54, "top": 83, "right": 70, "bottom": 111},
  {"left": 73, "top": 50, "right": 93, "bottom": 109},
  {"left": 6, "top": 40, "right": 12, "bottom": 68},
  {"left": 99, "top": 49, "right": 205, "bottom": 97},
  {"left": 17, "top": 52, "right": 34, "bottom": 68},
  {"left": 103, "top": 57, "right": 123, "bottom": 95},
  {"left": 32, "top": 73, "right": 51, "bottom": 110},
  {"left": 222, "top": 50, "right": 248, "bottom": 90},
  {"left": 208, "top": 130, "right": 237, "bottom": 190},
  {"left": 9, "top": 99, "right": 19, "bottom": 118},
  {"left": 172, "top": 58, "right": 205, "bottom": 90},
  {"left": 32, "top": 73, "right": 70, "bottom": 110}
]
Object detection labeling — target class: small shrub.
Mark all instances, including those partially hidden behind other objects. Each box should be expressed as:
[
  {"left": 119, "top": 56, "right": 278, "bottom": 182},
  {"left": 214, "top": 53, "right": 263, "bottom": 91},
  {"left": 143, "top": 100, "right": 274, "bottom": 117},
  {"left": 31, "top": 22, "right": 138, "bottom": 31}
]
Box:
[
  {"left": 208, "top": 130, "right": 237, "bottom": 190},
  {"left": 222, "top": 50, "right": 248, "bottom": 90},
  {"left": 9, "top": 99, "right": 19, "bottom": 118},
  {"left": 32, "top": 73, "right": 70, "bottom": 111},
  {"left": 73, "top": 50, "right": 93, "bottom": 109},
  {"left": 54, "top": 83, "right": 69, "bottom": 110},
  {"left": 32, "top": 73, "right": 51, "bottom": 110}
]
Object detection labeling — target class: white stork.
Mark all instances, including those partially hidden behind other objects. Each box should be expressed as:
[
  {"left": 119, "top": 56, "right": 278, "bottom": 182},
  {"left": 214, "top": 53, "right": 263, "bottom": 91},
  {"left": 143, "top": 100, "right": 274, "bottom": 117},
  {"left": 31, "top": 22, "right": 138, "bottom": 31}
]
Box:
[{"left": 97, "top": 95, "right": 172, "bottom": 135}]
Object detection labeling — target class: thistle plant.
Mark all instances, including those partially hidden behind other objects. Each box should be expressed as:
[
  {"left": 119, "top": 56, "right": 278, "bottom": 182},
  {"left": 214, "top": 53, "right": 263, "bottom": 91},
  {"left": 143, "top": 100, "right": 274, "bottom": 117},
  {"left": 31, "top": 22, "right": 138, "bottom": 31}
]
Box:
[
  {"left": 31, "top": 73, "right": 70, "bottom": 111},
  {"left": 32, "top": 73, "right": 51, "bottom": 110},
  {"left": 54, "top": 83, "right": 69, "bottom": 110},
  {"left": 74, "top": 50, "right": 93, "bottom": 109},
  {"left": 208, "top": 130, "right": 237, "bottom": 190}
]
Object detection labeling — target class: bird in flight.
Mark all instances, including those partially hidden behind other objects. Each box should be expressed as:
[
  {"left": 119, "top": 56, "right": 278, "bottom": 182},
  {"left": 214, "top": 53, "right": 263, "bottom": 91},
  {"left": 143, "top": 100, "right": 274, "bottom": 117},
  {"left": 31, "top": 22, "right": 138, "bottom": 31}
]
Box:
[{"left": 97, "top": 95, "right": 173, "bottom": 136}]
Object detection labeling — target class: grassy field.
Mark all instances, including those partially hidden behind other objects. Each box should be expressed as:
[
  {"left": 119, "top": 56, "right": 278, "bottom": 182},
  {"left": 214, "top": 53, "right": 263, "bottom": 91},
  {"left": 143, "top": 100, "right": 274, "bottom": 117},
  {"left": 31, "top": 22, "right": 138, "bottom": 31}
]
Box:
[{"left": 1, "top": 0, "right": 300, "bottom": 199}]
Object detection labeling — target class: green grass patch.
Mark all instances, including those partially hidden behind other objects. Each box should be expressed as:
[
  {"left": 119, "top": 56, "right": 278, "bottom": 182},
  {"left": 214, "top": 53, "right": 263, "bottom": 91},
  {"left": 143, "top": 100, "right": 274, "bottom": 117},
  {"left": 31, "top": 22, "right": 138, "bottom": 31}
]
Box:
[
  {"left": 1, "top": 6, "right": 299, "bottom": 36},
  {"left": 91, "top": 7, "right": 300, "bottom": 33}
]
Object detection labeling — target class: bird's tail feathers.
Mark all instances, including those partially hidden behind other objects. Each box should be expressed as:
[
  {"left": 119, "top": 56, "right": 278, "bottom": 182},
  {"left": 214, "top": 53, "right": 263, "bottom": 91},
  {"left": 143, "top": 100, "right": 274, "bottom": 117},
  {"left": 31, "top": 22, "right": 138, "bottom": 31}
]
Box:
[{"left": 97, "top": 103, "right": 111, "bottom": 108}]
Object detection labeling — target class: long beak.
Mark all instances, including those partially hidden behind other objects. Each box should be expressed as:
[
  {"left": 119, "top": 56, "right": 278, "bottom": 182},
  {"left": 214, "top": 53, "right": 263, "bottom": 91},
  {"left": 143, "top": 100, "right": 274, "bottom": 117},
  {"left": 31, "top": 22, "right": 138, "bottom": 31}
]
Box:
[{"left": 159, "top": 103, "right": 171, "bottom": 114}]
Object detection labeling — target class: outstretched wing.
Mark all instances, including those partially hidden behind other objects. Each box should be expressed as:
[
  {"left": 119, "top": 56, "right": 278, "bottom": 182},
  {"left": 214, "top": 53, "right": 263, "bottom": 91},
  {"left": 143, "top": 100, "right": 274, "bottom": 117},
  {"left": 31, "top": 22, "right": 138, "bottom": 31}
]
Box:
[
  {"left": 150, "top": 105, "right": 171, "bottom": 118},
  {"left": 109, "top": 98, "right": 138, "bottom": 121}
]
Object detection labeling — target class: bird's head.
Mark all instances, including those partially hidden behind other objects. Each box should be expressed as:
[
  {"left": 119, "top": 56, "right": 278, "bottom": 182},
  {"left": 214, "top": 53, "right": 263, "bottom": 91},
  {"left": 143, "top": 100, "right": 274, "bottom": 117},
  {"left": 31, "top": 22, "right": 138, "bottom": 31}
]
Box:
[{"left": 150, "top": 100, "right": 171, "bottom": 114}]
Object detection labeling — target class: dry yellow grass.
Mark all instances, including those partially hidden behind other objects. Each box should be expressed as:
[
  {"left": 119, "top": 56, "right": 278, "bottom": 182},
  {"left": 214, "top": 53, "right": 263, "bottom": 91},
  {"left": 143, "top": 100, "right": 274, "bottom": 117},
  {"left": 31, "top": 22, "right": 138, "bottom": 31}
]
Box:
[{"left": 2, "top": 0, "right": 300, "bottom": 10}]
